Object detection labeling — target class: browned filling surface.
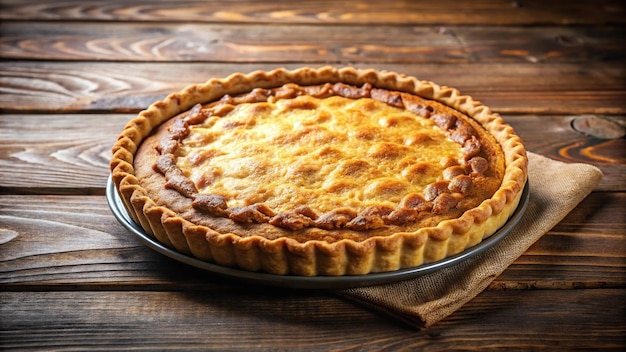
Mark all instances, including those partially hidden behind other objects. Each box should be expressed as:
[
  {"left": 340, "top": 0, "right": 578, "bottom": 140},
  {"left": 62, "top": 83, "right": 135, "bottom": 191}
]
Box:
[{"left": 134, "top": 83, "right": 505, "bottom": 242}]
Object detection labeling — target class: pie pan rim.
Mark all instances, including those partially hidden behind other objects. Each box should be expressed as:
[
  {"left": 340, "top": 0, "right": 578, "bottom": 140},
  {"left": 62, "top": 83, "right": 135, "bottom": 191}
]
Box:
[{"left": 107, "top": 175, "right": 530, "bottom": 289}]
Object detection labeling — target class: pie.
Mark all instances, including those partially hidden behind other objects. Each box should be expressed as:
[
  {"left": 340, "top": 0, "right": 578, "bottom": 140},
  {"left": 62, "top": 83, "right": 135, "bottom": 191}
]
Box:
[{"left": 110, "top": 67, "right": 528, "bottom": 276}]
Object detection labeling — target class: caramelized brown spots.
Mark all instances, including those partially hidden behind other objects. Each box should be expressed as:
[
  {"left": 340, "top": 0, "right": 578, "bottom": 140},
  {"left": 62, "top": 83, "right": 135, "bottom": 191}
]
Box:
[
  {"left": 346, "top": 206, "right": 393, "bottom": 230},
  {"left": 282, "top": 96, "right": 318, "bottom": 110},
  {"left": 448, "top": 175, "right": 473, "bottom": 194},
  {"left": 192, "top": 193, "right": 229, "bottom": 216},
  {"left": 238, "top": 88, "right": 271, "bottom": 103},
  {"left": 292, "top": 205, "right": 319, "bottom": 220},
  {"left": 240, "top": 187, "right": 271, "bottom": 206},
  {"left": 155, "top": 153, "right": 176, "bottom": 173},
  {"left": 316, "top": 146, "right": 343, "bottom": 158},
  {"left": 468, "top": 156, "right": 489, "bottom": 174},
  {"left": 269, "top": 212, "right": 315, "bottom": 230},
  {"left": 367, "top": 142, "right": 408, "bottom": 159},
  {"left": 395, "top": 157, "right": 415, "bottom": 170},
  {"left": 287, "top": 161, "right": 321, "bottom": 178},
  {"left": 156, "top": 139, "right": 178, "bottom": 154},
  {"left": 246, "top": 102, "right": 271, "bottom": 115},
  {"left": 455, "top": 197, "right": 477, "bottom": 212},
  {"left": 315, "top": 208, "right": 358, "bottom": 229},
  {"left": 449, "top": 120, "right": 476, "bottom": 144},
  {"left": 443, "top": 165, "right": 466, "bottom": 180},
  {"left": 384, "top": 208, "right": 419, "bottom": 224},
  {"left": 430, "top": 114, "right": 456, "bottom": 131},
  {"left": 362, "top": 205, "right": 395, "bottom": 217},
  {"left": 346, "top": 216, "right": 386, "bottom": 230},
  {"left": 371, "top": 88, "right": 404, "bottom": 108},
  {"left": 156, "top": 154, "right": 198, "bottom": 197},
  {"left": 303, "top": 83, "right": 334, "bottom": 98},
  {"left": 184, "top": 104, "right": 209, "bottom": 124},
  {"left": 431, "top": 113, "right": 457, "bottom": 130},
  {"left": 440, "top": 156, "right": 457, "bottom": 168},
  {"left": 424, "top": 180, "right": 450, "bottom": 201},
  {"left": 332, "top": 82, "right": 371, "bottom": 99},
  {"left": 211, "top": 103, "right": 235, "bottom": 117},
  {"left": 305, "top": 127, "right": 339, "bottom": 144},
  {"left": 349, "top": 127, "right": 379, "bottom": 140},
  {"left": 311, "top": 110, "right": 331, "bottom": 124},
  {"left": 219, "top": 94, "right": 234, "bottom": 104},
  {"left": 169, "top": 118, "right": 190, "bottom": 139},
  {"left": 273, "top": 84, "right": 301, "bottom": 100},
  {"left": 404, "top": 133, "right": 433, "bottom": 146},
  {"left": 432, "top": 193, "right": 459, "bottom": 214},
  {"left": 164, "top": 167, "right": 198, "bottom": 198},
  {"left": 355, "top": 99, "right": 379, "bottom": 112},
  {"left": 229, "top": 203, "right": 276, "bottom": 223},
  {"left": 324, "top": 180, "right": 359, "bottom": 194},
  {"left": 462, "top": 136, "right": 482, "bottom": 159},
  {"left": 401, "top": 163, "right": 432, "bottom": 182},
  {"left": 403, "top": 96, "right": 434, "bottom": 118},
  {"left": 364, "top": 179, "right": 407, "bottom": 199},
  {"left": 193, "top": 168, "right": 223, "bottom": 189},
  {"left": 334, "top": 159, "right": 372, "bottom": 177},
  {"left": 399, "top": 193, "right": 430, "bottom": 211}
]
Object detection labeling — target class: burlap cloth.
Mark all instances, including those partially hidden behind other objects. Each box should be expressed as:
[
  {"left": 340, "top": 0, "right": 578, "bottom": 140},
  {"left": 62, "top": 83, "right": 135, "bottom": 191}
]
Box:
[{"left": 336, "top": 152, "right": 603, "bottom": 328}]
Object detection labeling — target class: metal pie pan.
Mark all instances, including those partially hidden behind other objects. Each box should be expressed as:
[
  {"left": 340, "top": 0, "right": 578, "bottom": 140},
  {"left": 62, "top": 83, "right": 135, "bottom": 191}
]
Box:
[{"left": 107, "top": 176, "right": 529, "bottom": 289}]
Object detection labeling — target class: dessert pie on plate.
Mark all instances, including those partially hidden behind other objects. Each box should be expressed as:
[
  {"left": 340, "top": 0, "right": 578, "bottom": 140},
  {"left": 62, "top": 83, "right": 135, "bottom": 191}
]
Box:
[{"left": 110, "top": 67, "right": 528, "bottom": 277}]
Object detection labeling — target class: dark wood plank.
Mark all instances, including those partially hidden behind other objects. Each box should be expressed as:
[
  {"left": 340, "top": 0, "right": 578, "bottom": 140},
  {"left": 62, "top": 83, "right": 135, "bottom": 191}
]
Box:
[
  {"left": 1, "top": 113, "right": 623, "bottom": 194},
  {"left": 1, "top": 289, "right": 624, "bottom": 349},
  {"left": 1, "top": 0, "right": 624, "bottom": 25},
  {"left": 1, "top": 22, "right": 624, "bottom": 64},
  {"left": 495, "top": 191, "right": 626, "bottom": 289},
  {"left": 0, "top": 195, "right": 199, "bottom": 287},
  {"left": 506, "top": 115, "right": 626, "bottom": 192},
  {"left": 2, "top": 62, "right": 625, "bottom": 114},
  {"left": 0, "top": 114, "right": 129, "bottom": 194},
  {"left": 0, "top": 290, "right": 403, "bottom": 350},
  {"left": 1, "top": 193, "right": 624, "bottom": 289}
]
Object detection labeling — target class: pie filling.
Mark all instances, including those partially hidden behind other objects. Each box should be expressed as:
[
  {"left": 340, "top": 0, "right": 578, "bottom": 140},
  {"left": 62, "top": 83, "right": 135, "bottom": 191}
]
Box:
[
  {"left": 112, "top": 67, "right": 527, "bottom": 275},
  {"left": 148, "top": 82, "right": 504, "bottom": 234}
]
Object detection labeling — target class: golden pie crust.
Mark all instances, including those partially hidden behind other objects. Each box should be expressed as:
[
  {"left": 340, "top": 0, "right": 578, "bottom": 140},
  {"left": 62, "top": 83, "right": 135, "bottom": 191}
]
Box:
[{"left": 110, "top": 67, "right": 527, "bottom": 276}]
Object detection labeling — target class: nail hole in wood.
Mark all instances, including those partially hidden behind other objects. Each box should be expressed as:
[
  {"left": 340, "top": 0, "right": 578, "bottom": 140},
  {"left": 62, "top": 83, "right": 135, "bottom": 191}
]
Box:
[
  {"left": 570, "top": 115, "right": 626, "bottom": 140},
  {"left": 556, "top": 35, "right": 583, "bottom": 47}
]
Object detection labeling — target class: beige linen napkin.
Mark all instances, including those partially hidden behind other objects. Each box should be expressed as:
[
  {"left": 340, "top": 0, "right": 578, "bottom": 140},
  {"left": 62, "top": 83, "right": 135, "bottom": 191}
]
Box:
[{"left": 336, "top": 152, "right": 603, "bottom": 329}]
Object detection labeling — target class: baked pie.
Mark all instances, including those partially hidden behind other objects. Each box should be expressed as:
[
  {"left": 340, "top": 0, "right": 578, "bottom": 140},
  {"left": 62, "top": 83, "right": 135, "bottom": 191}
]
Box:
[{"left": 110, "top": 67, "right": 527, "bottom": 276}]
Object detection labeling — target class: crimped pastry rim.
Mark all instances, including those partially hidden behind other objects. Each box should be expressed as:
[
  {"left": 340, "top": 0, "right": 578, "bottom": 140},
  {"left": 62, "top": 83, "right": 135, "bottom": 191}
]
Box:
[{"left": 110, "top": 66, "right": 528, "bottom": 276}]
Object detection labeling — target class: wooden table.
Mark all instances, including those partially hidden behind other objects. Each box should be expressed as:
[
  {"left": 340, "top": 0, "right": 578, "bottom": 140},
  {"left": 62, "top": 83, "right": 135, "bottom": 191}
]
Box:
[{"left": 1, "top": 0, "right": 625, "bottom": 349}]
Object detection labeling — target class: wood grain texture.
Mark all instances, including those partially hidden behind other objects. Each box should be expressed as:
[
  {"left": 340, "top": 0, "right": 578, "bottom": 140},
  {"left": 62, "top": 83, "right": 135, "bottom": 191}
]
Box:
[
  {"left": 1, "top": 290, "right": 624, "bottom": 350},
  {"left": 1, "top": 193, "right": 624, "bottom": 289},
  {"left": 2, "top": 0, "right": 624, "bottom": 25},
  {"left": 506, "top": 115, "right": 626, "bottom": 192},
  {"left": 0, "top": 114, "right": 128, "bottom": 194},
  {"left": 495, "top": 191, "right": 626, "bottom": 289},
  {"left": 2, "top": 62, "right": 625, "bottom": 114},
  {"left": 1, "top": 22, "right": 624, "bottom": 64},
  {"left": 1, "top": 0, "right": 624, "bottom": 346}
]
